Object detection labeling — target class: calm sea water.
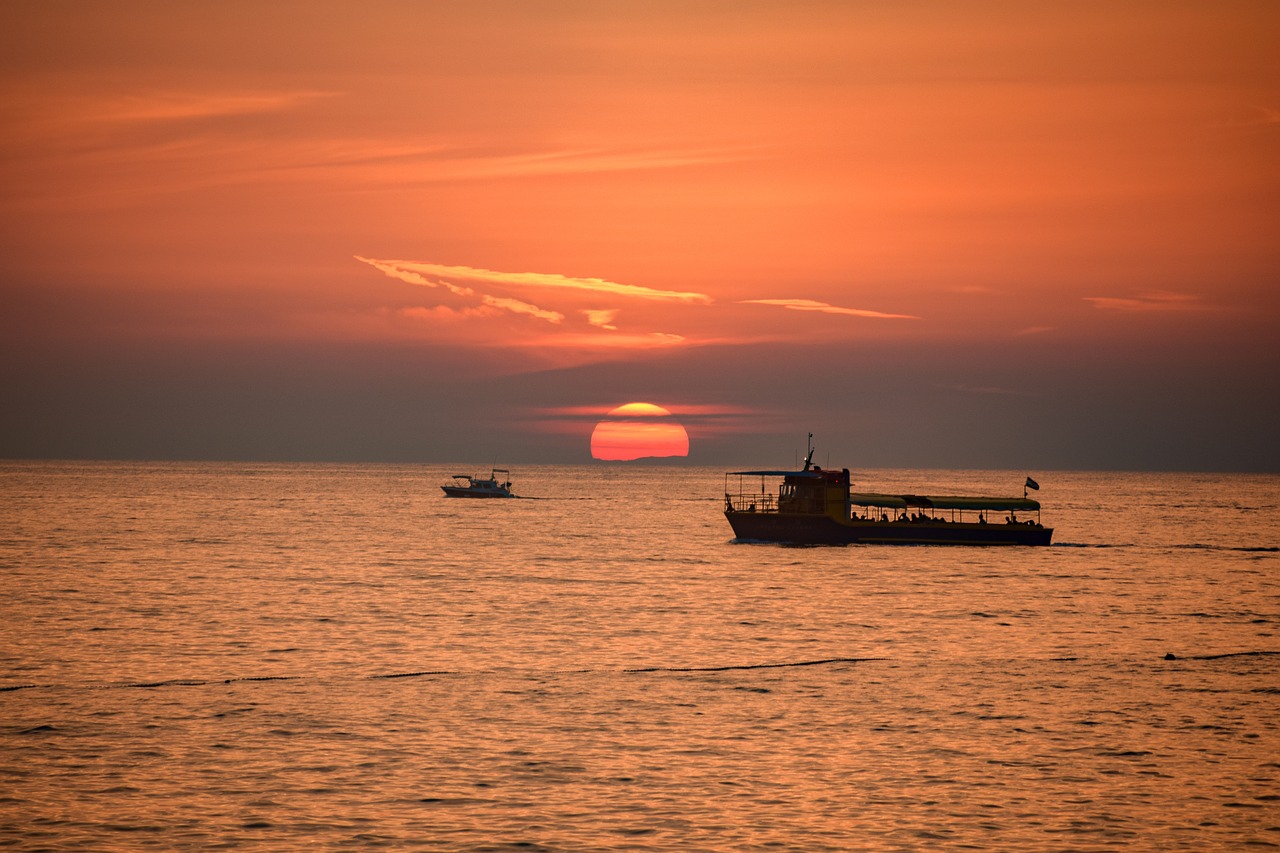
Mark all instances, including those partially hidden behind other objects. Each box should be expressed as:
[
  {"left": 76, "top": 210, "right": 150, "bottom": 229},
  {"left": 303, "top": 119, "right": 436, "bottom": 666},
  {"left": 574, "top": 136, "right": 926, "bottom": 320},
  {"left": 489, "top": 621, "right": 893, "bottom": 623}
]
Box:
[{"left": 2, "top": 461, "right": 1277, "bottom": 850}]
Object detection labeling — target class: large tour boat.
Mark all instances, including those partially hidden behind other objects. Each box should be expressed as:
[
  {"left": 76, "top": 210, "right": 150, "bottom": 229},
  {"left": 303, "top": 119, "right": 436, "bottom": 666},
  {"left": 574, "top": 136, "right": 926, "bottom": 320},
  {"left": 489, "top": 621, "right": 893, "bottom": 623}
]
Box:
[
  {"left": 724, "top": 437, "right": 1052, "bottom": 546},
  {"left": 441, "top": 469, "right": 515, "bottom": 498}
]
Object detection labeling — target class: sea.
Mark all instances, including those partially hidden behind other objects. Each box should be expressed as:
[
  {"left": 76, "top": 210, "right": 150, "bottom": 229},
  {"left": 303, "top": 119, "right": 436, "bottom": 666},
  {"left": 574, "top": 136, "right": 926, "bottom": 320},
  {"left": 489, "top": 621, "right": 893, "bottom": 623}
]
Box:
[{"left": 1, "top": 461, "right": 1277, "bottom": 851}]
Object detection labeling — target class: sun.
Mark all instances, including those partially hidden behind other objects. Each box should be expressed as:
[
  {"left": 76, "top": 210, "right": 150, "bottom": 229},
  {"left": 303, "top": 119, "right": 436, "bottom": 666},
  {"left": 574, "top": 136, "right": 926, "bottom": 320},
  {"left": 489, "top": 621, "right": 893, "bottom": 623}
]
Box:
[{"left": 590, "top": 403, "right": 690, "bottom": 461}]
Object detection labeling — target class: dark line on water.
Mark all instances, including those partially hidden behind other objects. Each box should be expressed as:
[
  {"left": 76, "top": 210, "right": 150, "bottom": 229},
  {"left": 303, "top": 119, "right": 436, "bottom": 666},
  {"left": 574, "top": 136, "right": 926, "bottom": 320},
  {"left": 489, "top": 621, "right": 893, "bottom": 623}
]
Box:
[
  {"left": 623, "top": 657, "right": 882, "bottom": 673},
  {"left": 18, "top": 651, "right": 1268, "bottom": 692},
  {"left": 1, "top": 657, "right": 885, "bottom": 693},
  {"left": 1051, "top": 543, "right": 1277, "bottom": 552}
]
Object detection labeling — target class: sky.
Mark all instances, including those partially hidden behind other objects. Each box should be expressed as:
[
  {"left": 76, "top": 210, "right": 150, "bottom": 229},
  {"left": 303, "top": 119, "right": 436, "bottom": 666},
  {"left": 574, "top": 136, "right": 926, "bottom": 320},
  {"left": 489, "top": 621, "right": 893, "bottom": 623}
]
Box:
[{"left": 2, "top": 1, "right": 1278, "bottom": 470}]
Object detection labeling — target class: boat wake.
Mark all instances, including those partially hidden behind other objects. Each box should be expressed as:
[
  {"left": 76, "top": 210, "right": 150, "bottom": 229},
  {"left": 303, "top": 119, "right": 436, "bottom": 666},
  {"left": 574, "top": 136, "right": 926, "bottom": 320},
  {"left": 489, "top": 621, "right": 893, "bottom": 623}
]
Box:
[{"left": 1174, "top": 543, "right": 1279, "bottom": 553}]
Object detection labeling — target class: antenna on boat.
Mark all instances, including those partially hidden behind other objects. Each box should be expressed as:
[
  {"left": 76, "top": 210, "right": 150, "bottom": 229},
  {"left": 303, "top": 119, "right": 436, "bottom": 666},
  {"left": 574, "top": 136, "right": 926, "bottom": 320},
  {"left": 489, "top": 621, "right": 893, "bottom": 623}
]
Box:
[{"left": 803, "top": 432, "right": 815, "bottom": 471}]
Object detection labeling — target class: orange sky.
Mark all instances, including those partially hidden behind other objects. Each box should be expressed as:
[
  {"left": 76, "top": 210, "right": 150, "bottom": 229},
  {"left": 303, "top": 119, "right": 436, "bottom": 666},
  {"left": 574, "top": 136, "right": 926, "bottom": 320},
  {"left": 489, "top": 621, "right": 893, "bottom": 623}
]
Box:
[{"left": 2, "top": 2, "right": 1277, "bottom": 468}]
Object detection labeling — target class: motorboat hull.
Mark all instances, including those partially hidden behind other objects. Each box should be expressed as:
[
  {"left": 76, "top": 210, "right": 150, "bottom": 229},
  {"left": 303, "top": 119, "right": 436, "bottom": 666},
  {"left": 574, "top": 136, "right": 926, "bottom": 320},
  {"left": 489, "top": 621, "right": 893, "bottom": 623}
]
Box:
[{"left": 441, "top": 486, "right": 513, "bottom": 498}]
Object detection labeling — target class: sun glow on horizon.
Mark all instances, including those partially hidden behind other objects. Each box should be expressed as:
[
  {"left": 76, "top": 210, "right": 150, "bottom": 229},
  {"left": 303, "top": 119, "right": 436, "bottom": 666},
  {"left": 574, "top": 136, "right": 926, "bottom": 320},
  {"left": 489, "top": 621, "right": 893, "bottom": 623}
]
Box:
[{"left": 589, "top": 403, "right": 690, "bottom": 461}]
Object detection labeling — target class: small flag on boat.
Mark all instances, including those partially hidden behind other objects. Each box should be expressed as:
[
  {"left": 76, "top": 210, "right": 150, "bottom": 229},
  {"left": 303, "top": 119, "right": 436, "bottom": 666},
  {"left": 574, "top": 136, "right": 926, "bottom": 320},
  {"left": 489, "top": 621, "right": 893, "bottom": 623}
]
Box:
[{"left": 1025, "top": 476, "right": 1040, "bottom": 491}]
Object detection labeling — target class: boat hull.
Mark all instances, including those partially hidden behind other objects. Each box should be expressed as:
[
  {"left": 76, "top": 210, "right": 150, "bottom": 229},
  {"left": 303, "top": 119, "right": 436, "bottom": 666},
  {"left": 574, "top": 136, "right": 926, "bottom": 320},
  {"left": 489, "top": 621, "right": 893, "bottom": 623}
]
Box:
[
  {"left": 441, "top": 486, "right": 513, "bottom": 498},
  {"left": 726, "top": 511, "right": 1052, "bottom": 546}
]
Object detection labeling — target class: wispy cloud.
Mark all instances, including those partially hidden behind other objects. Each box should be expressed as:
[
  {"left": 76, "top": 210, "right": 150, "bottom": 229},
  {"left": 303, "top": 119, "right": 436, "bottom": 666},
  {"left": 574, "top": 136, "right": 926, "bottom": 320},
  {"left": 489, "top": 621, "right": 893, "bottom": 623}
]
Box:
[
  {"left": 540, "top": 403, "right": 757, "bottom": 420},
  {"left": 359, "top": 257, "right": 452, "bottom": 289},
  {"left": 529, "top": 332, "right": 687, "bottom": 349},
  {"left": 361, "top": 256, "right": 563, "bottom": 324},
  {"left": 359, "top": 256, "right": 698, "bottom": 351},
  {"left": 283, "top": 145, "right": 764, "bottom": 187},
  {"left": 582, "top": 309, "right": 620, "bottom": 330},
  {"left": 525, "top": 402, "right": 769, "bottom": 439},
  {"left": 361, "top": 258, "right": 710, "bottom": 303},
  {"left": 446, "top": 146, "right": 760, "bottom": 181},
  {"left": 482, "top": 296, "right": 564, "bottom": 323},
  {"left": 1083, "top": 290, "right": 1207, "bottom": 313},
  {"left": 360, "top": 258, "right": 925, "bottom": 361},
  {"left": 12, "top": 90, "right": 754, "bottom": 207},
  {"left": 741, "top": 298, "right": 919, "bottom": 320},
  {"left": 90, "top": 91, "right": 336, "bottom": 124},
  {"left": 400, "top": 305, "right": 491, "bottom": 322}
]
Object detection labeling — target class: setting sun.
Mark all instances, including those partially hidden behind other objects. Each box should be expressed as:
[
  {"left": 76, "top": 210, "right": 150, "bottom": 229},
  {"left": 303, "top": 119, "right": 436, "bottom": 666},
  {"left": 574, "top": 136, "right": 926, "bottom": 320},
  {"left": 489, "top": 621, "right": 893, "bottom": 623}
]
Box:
[{"left": 589, "top": 403, "right": 690, "bottom": 461}]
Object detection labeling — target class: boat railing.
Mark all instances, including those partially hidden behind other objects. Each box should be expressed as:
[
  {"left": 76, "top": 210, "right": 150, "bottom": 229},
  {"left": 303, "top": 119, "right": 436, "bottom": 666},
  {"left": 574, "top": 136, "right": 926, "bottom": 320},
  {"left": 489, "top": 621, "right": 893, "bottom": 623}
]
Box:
[{"left": 724, "top": 491, "right": 778, "bottom": 513}]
